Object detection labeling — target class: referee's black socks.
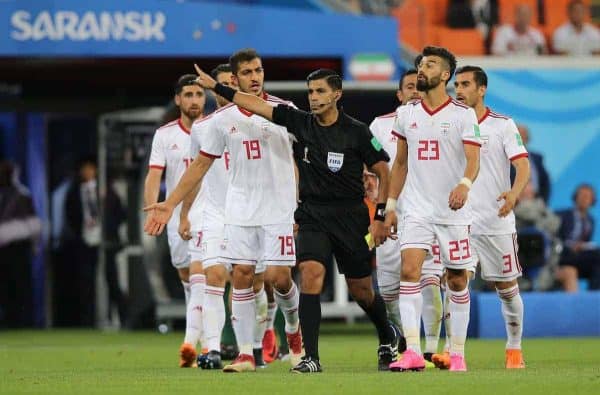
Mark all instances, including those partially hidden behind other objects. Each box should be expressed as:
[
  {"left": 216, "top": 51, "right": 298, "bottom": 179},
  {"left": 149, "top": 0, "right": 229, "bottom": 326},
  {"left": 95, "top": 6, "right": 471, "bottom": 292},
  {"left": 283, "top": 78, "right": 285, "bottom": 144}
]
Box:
[
  {"left": 357, "top": 293, "right": 395, "bottom": 345},
  {"left": 299, "top": 293, "right": 321, "bottom": 360}
]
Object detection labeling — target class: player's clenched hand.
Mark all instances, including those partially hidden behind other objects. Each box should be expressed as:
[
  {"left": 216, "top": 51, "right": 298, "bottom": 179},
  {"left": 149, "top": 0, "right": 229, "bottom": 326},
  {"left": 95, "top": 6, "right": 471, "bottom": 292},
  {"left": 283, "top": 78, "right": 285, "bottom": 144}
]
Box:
[
  {"left": 448, "top": 184, "right": 469, "bottom": 210},
  {"left": 370, "top": 221, "right": 387, "bottom": 247},
  {"left": 384, "top": 211, "right": 398, "bottom": 240},
  {"left": 193, "top": 64, "right": 217, "bottom": 90},
  {"left": 178, "top": 217, "right": 192, "bottom": 240},
  {"left": 143, "top": 202, "right": 174, "bottom": 236},
  {"left": 497, "top": 190, "right": 517, "bottom": 217}
]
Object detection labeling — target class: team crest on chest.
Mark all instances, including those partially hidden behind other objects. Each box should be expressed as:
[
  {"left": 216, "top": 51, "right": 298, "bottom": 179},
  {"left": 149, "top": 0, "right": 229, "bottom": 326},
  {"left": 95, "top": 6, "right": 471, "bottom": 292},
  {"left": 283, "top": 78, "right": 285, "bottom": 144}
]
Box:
[
  {"left": 327, "top": 152, "right": 344, "bottom": 172},
  {"left": 440, "top": 121, "right": 451, "bottom": 136},
  {"left": 480, "top": 135, "right": 490, "bottom": 153}
]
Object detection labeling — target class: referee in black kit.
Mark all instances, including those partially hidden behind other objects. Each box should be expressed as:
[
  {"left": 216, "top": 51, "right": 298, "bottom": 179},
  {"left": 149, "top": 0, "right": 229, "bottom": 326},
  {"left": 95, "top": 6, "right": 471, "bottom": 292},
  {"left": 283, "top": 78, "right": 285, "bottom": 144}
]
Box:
[{"left": 193, "top": 64, "right": 403, "bottom": 373}]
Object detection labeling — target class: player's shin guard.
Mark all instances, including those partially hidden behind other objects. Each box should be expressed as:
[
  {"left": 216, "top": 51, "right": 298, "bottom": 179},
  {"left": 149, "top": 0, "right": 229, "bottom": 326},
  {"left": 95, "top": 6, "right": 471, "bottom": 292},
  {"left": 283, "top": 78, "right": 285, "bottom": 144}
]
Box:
[
  {"left": 253, "top": 286, "right": 268, "bottom": 349},
  {"left": 231, "top": 287, "right": 256, "bottom": 356},
  {"left": 274, "top": 282, "right": 300, "bottom": 334},
  {"left": 497, "top": 284, "right": 523, "bottom": 350},
  {"left": 203, "top": 285, "right": 226, "bottom": 352},
  {"left": 448, "top": 287, "right": 470, "bottom": 357},
  {"left": 379, "top": 283, "right": 402, "bottom": 332},
  {"left": 184, "top": 274, "right": 205, "bottom": 346},
  {"left": 420, "top": 276, "right": 442, "bottom": 354},
  {"left": 399, "top": 282, "right": 423, "bottom": 354},
  {"left": 182, "top": 280, "right": 191, "bottom": 306}
]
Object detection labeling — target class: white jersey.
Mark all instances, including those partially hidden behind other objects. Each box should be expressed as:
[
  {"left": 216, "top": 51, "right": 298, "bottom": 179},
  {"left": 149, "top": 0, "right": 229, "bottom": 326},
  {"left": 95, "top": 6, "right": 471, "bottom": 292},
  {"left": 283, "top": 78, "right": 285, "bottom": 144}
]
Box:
[
  {"left": 470, "top": 108, "right": 528, "bottom": 235},
  {"left": 392, "top": 98, "right": 480, "bottom": 225},
  {"left": 199, "top": 93, "right": 296, "bottom": 226},
  {"left": 369, "top": 107, "right": 404, "bottom": 211},
  {"left": 188, "top": 115, "right": 230, "bottom": 226},
  {"left": 148, "top": 118, "right": 203, "bottom": 232}
]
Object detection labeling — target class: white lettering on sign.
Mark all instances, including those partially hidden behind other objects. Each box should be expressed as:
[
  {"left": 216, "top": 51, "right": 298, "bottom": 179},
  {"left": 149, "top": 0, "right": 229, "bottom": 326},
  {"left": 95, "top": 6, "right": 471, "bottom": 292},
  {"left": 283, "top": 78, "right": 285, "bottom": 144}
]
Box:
[{"left": 10, "top": 10, "right": 166, "bottom": 42}]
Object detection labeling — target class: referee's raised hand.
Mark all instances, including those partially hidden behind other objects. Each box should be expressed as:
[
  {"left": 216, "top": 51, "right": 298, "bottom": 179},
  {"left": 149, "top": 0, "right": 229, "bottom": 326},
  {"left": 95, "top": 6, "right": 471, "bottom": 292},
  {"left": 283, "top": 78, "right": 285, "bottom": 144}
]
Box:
[{"left": 193, "top": 64, "right": 217, "bottom": 90}]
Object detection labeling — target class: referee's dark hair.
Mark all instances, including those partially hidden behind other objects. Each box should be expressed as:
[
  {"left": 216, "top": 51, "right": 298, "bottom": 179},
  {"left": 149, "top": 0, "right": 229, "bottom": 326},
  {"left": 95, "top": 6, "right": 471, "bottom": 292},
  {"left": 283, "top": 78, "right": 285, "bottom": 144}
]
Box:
[
  {"left": 399, "top": 68, "right": 417, "bottom": 90},
  {"left": 211, "top": 63, "right": 232, "bottom": 79},
  {"left": 229, "top": 48, "right": 260, "bottom": 75},
  {"left": 422, "top": 46, "right": 457, "bottom": 85},
  {"left": 306, "top": 69, "right": 342, "bottom": 91},
  {"left": 174, "top": 74, "right": 200, "bottom": 94},
  {"left": 455, "top": 65, "right": 488, "bottom": 88}
]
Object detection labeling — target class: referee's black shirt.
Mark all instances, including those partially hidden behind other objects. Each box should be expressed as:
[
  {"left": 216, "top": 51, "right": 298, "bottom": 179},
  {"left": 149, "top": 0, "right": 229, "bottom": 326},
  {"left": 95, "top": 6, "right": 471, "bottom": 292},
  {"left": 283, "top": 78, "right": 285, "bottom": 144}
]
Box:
[{"left": 272, "top": 104, "right": 390, "bottom": 204}]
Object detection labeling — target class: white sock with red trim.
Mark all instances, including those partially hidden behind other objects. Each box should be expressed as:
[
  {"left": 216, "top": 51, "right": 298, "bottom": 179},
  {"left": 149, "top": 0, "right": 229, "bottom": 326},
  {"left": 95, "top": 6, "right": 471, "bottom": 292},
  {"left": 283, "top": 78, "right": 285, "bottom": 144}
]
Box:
[
  {"left": 232, "top": 287, "right": 256, "bottom": 356},
  {"left": 448, "top": 287, "right": 470, "bottom": 356},
  {"left": 399, "top": 281, "right": 422, "bottom": 354},
  {"left": 203, "top": 285, "right": 226, "bottom": 352},
  {"left": 420, "top": 276, "right": 442, "bottom": 354},
  {"left": 497, "top": 284, "right": 523, "bottom": 350}
]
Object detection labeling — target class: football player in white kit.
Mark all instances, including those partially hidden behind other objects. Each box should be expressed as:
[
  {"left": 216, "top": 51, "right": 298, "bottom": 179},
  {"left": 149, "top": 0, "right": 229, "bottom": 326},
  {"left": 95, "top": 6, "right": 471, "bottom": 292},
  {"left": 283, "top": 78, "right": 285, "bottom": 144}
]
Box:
[
  {"left": 144, "top": 75, "right": 206, "bottom": 367},
  {"left": 370, "top": 68, "right": 444, "bottom": 364},
  {"left": 144, "top": 49, "right": 302, "bottom": 373},
  {"left": 454, "top": 66, "right": 530, "bottom": 369},
  {"left": 384, "top": 46, "right": 481, "bottom": 372},
  {"left": 176, "top": 65, "right": 234, "bottom": 369}
]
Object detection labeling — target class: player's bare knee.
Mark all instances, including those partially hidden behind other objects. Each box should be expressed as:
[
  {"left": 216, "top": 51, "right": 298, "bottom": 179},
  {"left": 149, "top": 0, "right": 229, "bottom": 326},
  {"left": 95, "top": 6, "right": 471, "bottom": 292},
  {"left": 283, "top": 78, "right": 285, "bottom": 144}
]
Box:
[
  {"left": 189, "top": 261, "right": 204, "bottom": 275},
  {"left": 205, "top": 266, "right": 227, "bottom": 287},
  {"left": 446, "top": 268, "right": 468, "bottom": 291},
  {"left": 495, "top": 279, "right": 518, "bottom": 290},
  {"left": 265, "top": 266, "right": 292, "bottom": 292},
  {"left": 177, "top": 267, "right": 190, "bottom": 282},
  {"left": 299, "top": 261, "right": 325, "bottom": 294},
  {"left": 231, "top": 264, "right": 254, "bottom": 288}
]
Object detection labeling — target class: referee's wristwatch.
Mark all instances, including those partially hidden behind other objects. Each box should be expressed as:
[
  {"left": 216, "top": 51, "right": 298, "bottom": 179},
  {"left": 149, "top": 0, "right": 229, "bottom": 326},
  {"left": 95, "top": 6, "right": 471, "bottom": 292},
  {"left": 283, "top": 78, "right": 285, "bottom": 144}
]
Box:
[{"left": 374, "top": 203, "right": 386, "bottom": 222}]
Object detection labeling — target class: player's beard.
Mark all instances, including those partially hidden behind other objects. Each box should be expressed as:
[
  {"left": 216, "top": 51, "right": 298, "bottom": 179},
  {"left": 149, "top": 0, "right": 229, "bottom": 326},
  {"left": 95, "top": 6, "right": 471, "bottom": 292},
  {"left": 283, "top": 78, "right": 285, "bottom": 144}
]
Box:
[
  {"left": 181, "top": 106, "right": 202, "bottom": 121},
  {"left": 417, "top": 74, "right": 442, "bottom": 92}
]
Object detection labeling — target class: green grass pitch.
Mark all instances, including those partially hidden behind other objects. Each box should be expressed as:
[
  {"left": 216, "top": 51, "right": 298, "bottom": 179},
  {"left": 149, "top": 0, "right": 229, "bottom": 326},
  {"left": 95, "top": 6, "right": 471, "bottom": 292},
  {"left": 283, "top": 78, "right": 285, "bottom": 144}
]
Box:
[{"left": 1, "top": 324, "right": 599, "bottom": 394}]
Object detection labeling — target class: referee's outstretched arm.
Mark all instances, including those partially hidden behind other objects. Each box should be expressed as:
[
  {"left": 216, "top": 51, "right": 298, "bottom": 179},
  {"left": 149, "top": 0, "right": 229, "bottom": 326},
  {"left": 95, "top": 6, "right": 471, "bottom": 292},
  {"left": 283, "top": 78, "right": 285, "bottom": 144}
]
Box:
[{"left": 194, "top": 64, "right": 276, "bottom": 122}]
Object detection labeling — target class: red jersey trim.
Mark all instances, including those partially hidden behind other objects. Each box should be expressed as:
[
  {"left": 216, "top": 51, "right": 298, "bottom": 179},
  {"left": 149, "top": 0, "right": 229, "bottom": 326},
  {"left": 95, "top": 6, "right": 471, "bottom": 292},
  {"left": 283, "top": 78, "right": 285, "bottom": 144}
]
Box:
[
  {"left": 463, "top": 140, "right": 482, "bottom": 147},
  {"left": 157, "top": 120, "right": 178, "bottom": 131},
  {"left": 178, "top": 118, "right": 191, "bottom": 134},
  {"left": 376, "top": 111, "right": 396, "bottom": 119},
  {"left": 510, "top": 153, "right": 529, "bottom": 161},
  {"left": 391, "top": 131, "right": 406, "bottom": 140},
  {"left": 238, "top": 107, "right": 253, "bottom": 117},
  {"left": 215, "top": 103, "right": 235, "bottom": 114},
  {"left": 421, "top": 97, "right": 452, "bottom": 116},
  {"left": 148, "top": 165, "right": 165, "bottom": 170},
  {"left": 193, "top": 114, "right": 213, "bottom": 126},
  {"left": 489, "top": 110, "right": 509, "bottom": 120},
  {"left": 451, "top": 98, "right": 469, "bottom": 109},
  {"left": 478, "top": 107, "right": 491, "bottom": 124},
  {"left": 199, "top": 150, "right": 221, "bottom": 159}
]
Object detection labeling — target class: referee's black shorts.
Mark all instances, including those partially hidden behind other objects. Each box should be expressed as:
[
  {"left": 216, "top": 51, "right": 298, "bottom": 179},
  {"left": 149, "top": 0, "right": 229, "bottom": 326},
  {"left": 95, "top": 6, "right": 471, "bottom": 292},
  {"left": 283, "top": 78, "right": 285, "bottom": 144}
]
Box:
[{"left": 294, "top": 200, "right": 373, "bottom": 279}]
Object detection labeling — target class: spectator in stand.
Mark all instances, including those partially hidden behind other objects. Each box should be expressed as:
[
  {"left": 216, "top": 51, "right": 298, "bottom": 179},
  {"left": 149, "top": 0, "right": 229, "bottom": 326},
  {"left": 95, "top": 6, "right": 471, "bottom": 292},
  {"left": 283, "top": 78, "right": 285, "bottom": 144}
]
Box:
[
  {"left": 447, "top": 0, "right": 498, "bottom": 38},
  {"left": 556, "top": 184, "right": 600, "bottom": 292},
  {"left": 492, "top": 3, "right": 547, "bottom": 55},
  {"left": 511, "top": 125, "right": 551, "bottom": 203},
  {"left": 552, "top": 0, "right": 600, "bottom": 56}
]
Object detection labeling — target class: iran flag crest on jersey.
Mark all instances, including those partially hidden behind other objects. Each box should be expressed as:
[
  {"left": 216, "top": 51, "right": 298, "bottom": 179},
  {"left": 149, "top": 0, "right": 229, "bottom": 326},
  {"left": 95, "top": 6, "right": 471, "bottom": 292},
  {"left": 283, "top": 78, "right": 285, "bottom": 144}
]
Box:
[{"left": 327, "top": 152, "right": 344, "bottom": 172}]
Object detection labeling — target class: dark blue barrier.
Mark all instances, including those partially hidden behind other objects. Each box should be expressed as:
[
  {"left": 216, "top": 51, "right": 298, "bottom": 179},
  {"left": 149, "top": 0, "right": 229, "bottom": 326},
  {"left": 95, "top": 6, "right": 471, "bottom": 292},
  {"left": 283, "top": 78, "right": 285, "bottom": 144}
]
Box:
[{"left": 477, "top": 291, "right": 600, "bottom": 338}]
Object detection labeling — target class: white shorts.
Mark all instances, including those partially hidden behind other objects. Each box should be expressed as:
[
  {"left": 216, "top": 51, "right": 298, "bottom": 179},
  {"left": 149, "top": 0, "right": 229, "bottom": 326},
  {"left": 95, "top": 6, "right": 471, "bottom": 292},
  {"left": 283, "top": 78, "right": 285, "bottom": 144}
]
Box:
[
  {"left": 376, "top": 236, "right": 401, "bottom": 275},
  {"left": 471, "top": 233, "right": 522, "bottom": 282},
  {"left": 221, "top": 223, "right": 296, "bottom": 267},
  {"left": 167, "top": 229, "right": 190, "bottom": 269},
  {"left": 422, "top": 243, "right": 443, "bottom": 277},
  {"left": 188, "top": 209, "right": 230, "bottom": 269},
  {"left": 400, "top": 216, "right": 473, "bottom": 270}
]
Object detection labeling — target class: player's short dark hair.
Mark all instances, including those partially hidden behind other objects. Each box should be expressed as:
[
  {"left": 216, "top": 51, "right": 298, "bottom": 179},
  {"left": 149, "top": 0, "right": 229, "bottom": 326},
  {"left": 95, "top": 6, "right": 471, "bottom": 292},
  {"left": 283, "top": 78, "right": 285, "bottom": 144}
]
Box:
[
  {"left": 399, "top": 68, "right": 417, "bottom": 90},
  {"left": 422, "top": 46, "right": 457, "bottom": 85},
  {"left": 306, "top": 69, "right": 342, "bottom": 91},
  {"left": 229, "top": 48, "right": 261, "bottom": 75},
  {"left": 455, "top": 65, "right": 488, "bottom": 87},
  {"left": 211, "top": 64, "right": 232, "bottom": 79},
  {"left": 174, "top": 74, "right": 200, "bottom": 94}
]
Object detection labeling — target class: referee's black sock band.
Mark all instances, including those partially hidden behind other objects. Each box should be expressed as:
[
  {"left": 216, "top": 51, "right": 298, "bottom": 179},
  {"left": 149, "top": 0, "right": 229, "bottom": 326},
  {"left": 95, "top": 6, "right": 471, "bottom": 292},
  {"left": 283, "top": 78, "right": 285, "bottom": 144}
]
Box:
[
  {"left": 299, "top": 293, "right": 321, "bottom": 360},
  {"left": 357, "top": 293, "right": 394, "bottom": 345}
]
